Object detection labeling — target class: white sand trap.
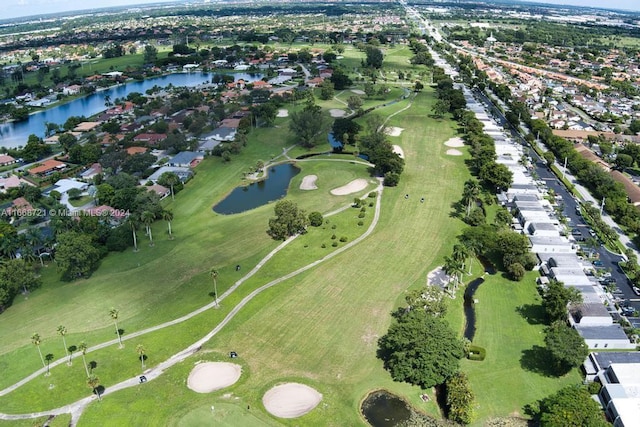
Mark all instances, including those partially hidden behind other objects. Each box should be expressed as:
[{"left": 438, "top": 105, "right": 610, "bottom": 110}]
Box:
[
  {"left": 444, "top": 137, "right": 465, "bottom": 147},
  {"left": 329, "top": 109, "right": 346, "bottom": 117},
  {"left": 263, "top": 383, "right": 322, "bottom": 418},
  {"left": 187, "top": 362, "right": 241, "bottom": 393},
  {"left": 351, "top": 89, "right": 365, "bottom": 95},
  {"left": 427, "top": 266, "right": 451, "bottom": 289},
  {"left": 330, "top": 178, "right": 368, "bottom": 196},
  {"left": 392, "top": 145, "right": 405, "bottom": 159},
  {"left": 276, "top": 109, "right": 289, "bottom": 117},
  {"left": 386, "top": 127, "right": 404, "bottom": 137},
  {"left": 300, "top": 175, "right": 318, "bottom": 190},
  {"left": 446, "top": 149, "right": 463, "bottom": 156}
]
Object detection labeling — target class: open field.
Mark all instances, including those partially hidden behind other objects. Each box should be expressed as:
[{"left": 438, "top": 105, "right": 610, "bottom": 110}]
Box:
[{"left": 460, "top": 272, "right": 581, "bottom": 425}]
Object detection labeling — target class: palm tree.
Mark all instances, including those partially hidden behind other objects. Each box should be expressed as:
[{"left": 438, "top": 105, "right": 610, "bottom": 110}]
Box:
[
  {"left": 104, "top": 94, "right": 112, "bottom": 107},
  {"left": 45, "top": 353, "right": 54, "bottom": 375},
  {"left": 57, "top": 325, "right": 71, "bottom": 365},
  {"left": 127, "top": 215, "right": 139, "bottom": 252},
  {"left": 31, "top": 333, "right": 46, "bottom": 370},
  {"left": 162, "top": 210, "right": 174, "bottom": 240},
  {"left": 163, "top": 173, "right": 180, "bottom": 200},
  {"left": 452, "top": 244, "right": 470, "bottom": 277},
  {"left": 78, "top": 341, "right": 90, "bottom": 377},
  {"left": 87, "top": 374, "right": 101, "bottom": 401},
  {"left": 442, "top": 256, "right": 464, "bottom": 295},
  {"left": 462, "top": 179, "right": 480, "bottom": 217},
  {"left": 141, "top": 211, "right": 155, "bottom": 246},
  {"left": 136, "top": 344, "right": 146, "bottom": 371},
  {"left": 209, "top": 267, "right": 219, "bottom": 307},
  {"left": 109, "top": 308, "right": 123, "bottom": 348}
]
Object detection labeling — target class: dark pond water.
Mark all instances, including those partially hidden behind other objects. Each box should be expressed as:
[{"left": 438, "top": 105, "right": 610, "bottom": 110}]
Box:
[
  {"left": 212, "top": 163, "right": 300, "bottom": 215},
  {"left": 361, "top": 390, "right": 412, "bottom": 427},
  {"left": 0, "top": 72, "right": 262, "bottom": 148},
  {"left": 327, "top": 132, "right": 343, "bottom": 149},
  {"left": 463, "top": 278, "right": 485, "bottom": 341}
]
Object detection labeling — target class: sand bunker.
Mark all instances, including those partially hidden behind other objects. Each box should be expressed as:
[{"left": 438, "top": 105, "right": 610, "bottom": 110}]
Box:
[
  {"left": 187, "top": 362, "right": 241, "bottom": 393},
  {"left": 330, "top": 179, "right": 368, "bottom": 196},
  {"left": 392, "top": 145, "right": 405, "bottom": 159},
  {"left": 329, "top": 109, "right": 346, "bottom": 118},
  {"left": 444, "top": 137, "right": 464, "bottom": 147},
  {"left": 276, "top": 109, "right": 289, "bottom": 117},
  {"left": 263, "top": 383, "right": 322, "bottom": 418},
  {"left": 351, "top": 89, "right": 365, "bottom": 95},
  {"left": 300, "top": 175, "right": 318, "bottom": 190},
  {"left": 446, "top": 149, "right": 463, "bottom": 156},
  {"left": 386, "top": 127, "right": 404, "bottom": 137}
]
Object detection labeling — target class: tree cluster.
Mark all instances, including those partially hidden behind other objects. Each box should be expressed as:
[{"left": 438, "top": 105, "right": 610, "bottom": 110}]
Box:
[{"left": 267, "top": 200, "right": 309, "bottom": 240}]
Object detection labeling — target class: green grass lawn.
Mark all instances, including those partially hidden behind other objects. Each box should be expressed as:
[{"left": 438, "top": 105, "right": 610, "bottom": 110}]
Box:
[
  {"left": 458, "top": 271, "right": 581, "bottom": 424},
  {"left": 67, "top": 195, "right": 93, "bottom": 208}
]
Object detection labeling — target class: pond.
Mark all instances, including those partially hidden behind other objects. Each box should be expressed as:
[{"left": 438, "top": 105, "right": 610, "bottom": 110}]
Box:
[
  {"left": 361, "top": 390, "right": 411, "bottom": 427},
  {"left": 463, "top": 278, "right": 485, "bottom": 341},
  {"left": 0, "top": 71, "right": 263, "bottom": 148},
  {"left": 212, "top": 163, "right": 300, "bottom": 215}
]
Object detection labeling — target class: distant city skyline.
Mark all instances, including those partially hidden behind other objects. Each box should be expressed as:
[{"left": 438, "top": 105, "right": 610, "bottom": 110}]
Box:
[{"left": 3, "top": 0, "right": 640, "bottom": 21}]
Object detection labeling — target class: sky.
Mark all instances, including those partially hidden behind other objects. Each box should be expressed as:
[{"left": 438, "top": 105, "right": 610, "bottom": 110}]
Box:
[
  {"left": 4, "top": 0, "right": 175, "bottom": 20},
  {"left": 3, "top": 0, "right": 640, "bottom": 20}
]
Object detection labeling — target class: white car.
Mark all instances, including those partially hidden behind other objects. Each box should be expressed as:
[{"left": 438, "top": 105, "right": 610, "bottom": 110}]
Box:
[{"left": 633, "top": 287, "right": 640, "bottom": 296}]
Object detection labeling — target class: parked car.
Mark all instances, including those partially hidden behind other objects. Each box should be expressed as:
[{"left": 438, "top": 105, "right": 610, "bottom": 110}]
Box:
[
  {"left": 633, "top": 287, "right": 640, "bottom": 296},
  {"left": 593, "top": 260, "right": 604, "bottom": 267}
]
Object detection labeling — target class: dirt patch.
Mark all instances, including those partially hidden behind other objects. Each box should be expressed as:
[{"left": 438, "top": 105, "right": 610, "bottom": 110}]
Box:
[
  {"left": 446, "top": 149, "right": 463, "bottom": 156},
  {"left": 300, "top": 175, "right": 318, "bottom": 190},
  {"left": 329, "top": 109, "right": 346, "bottom": 118},
  {"left": 276, "top": 109, "right": 289, "bottom": 117},
  {"left": 330, "top": 179, "right": 368, "bottom": 196},
  {"left": 386, "top": 127, "right": 404, "bottom": 137},
  {"left": 187, "top": 362, "right": 242, "bottom": 393},
  {"left": 263, "top": 383, "right": 322, "bottom": 418},
  {"left": 392, "top": 145, "right": 405, "bottom": 159},
  {"left": 444, "top": 137, "right": 464, "bottom": 147}
]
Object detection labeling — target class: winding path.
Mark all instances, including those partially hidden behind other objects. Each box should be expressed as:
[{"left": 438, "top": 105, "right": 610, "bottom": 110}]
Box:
[{"left": 0, "top": 177, "right": 385, "bottom": 426}]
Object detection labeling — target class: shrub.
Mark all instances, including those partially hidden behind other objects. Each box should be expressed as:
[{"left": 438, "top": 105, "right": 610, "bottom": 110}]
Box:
[
  {"left": 467, "top": 345, "right": 486, "bottom": 361},
  {"left": 358, "top": 212, "right": 365, "bottom": 218},
  {"left": 369, "top": 202, "right": 374, "bottom": 207},
  {"left": 340, "top": 236, "right": 348, "bottom": 242},
  {"left": 368, "top": 192, "right": 377, "bottom": 198},
  {"left": 507, "top": 262, "right": 526, "bottom": 281},
  {"left": 308, "top": 211, "right": 324, "bottom": 227},
  {"left": 321, "top": 243, "right": 326, "bottom": 248},
  {"left": 331, "top": 234, "right": 337, "bottom": 240},
  {"left": 358, "top": 220, "right": 364, "bottom": 226},
  {"left": 360, "top": 206, "right": 366, "bottom": 212},
  {"left": 331, "top": 224, "right": 337, "bottom": 229},
  {"left": 587, "top": 381, "right": 602, "bottom": 395},
  {"left": 332, "top": 241, "right": 338, "bottom": 247}
]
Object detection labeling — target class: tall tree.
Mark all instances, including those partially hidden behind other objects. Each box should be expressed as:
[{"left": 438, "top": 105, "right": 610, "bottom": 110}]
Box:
[
  {"left": 162, "top": 210, "right": 174, "bottom": 240},
  {"left": 288, "top": 100, "right": 326, "bottom": 148},
  {"left": 377, "top": 309, "right": 465, "bottom": 388},
  {"left": 141, "top": 211, "right": 155, "bottom": 246},
  {"left": 31, "top": 332, "right": 46, "bottom": 371},
  {"left": 87, "top": 374, "right": 101, "bottom": 401},
  {"left": 136, "top": 344, "right": 146, "bottom": 371},
  {"left": 54, "top": 231, "right": 101, "bottom": 280},
  {"left": 542, "top": 280, "right": 582, "bottom": 323},
  {"left": 78, "top": 341, "right": 90, "bottom": 377},
  {"left": 535, "top": 385, "right": 608, "bottom": 427},
  {"left": 544, "top": 322, "right": 588, "bottom": 374},
  {"left": 109, "top": 308, "right": 123, "bottom": 348},
  {"left": 267, "top": 200, "right": 309, "bottom": 240},
  {"left": 57, "top": 325, "right": 71, "bottom": 365},
  {"left": 209, "top": 267, "right": 219, "bottom": 307},
  {"left": 446, "top": 371, "right": 475, "bottom": 425},
  {"left": 462, "top": 179, "right": 480, "bottom": 217}
]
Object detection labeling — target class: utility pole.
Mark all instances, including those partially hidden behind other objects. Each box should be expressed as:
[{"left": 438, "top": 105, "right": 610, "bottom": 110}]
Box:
[
  {"left": 600, "top": 197, "right": 605, "bottom": 215},
  {"left": 562, "top": 156, "right": 567, "bottom": 181}
]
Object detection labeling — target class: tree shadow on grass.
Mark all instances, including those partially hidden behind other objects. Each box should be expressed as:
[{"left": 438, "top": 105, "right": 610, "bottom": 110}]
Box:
[
  {"left": 516, "top": 304, "right": 547, "bottom": 325},
  {"left": 449, "top": 200, "right": 465, "bottom": 219},
  {"left": 89, "top": 361, "right": 98, "bottom": 372},
  {"left": 520, "top": 346, "right": 558, "bottom": 377}
]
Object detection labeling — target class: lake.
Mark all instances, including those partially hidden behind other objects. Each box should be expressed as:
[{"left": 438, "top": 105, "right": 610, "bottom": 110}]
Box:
[
  {"left": 212, "top": 163, "right": 300, "bottom": 215},
  {"left": 0, "top": 72, "right": 262, "bottom": 148}
]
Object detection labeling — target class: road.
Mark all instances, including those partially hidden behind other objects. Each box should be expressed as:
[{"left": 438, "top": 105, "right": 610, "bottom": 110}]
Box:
[{"left": 475, "top": 88, "right": 640, "bottom": 315}]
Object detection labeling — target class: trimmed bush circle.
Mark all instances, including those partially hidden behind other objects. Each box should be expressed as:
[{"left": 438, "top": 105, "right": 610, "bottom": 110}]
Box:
[{"left": 467, "top": 345, "right": 486, "bottom": 361}]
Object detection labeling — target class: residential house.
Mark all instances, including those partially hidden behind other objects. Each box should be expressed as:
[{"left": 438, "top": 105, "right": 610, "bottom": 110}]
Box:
[
  {"left": 133, "top": 133, "right": 167, "bottom": 145},
  {"left": 126, "top": 146, "right": 148, "bottom": 156},
  {"left": 80, "top": 163, "right": 102, "bottom": 181},
  {"left": 168, "top": 151, "right": 203, "bottom": 168},
  {"left": 6, "top": 197, "right": 34, "bottom": 216},
  {"left": 146, "top": 184, "right": 170, "bottom": 199},
  {"left": 0, "top": 154, "right": 16, "bottom": 166},
  {"left": 29, "top": 159, "right": 67, "bottom": 177},
  {"left": 147, "top": 166, "right": 193, "bottom": 184}
]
